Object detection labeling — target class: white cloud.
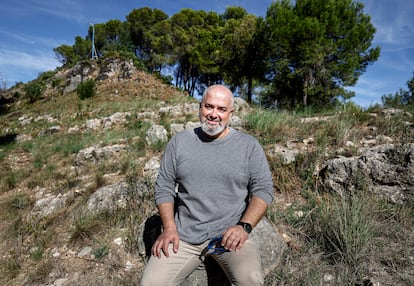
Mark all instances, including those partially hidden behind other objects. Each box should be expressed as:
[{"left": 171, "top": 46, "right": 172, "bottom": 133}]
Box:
[
  {"left": 0, "top": 30, "right": 35, "bottom": 45},
  {"left": 363, "top": 0, "right": 414, "bottom": 47},
  {"left": 2, "top": 0, "right": 88, "bottom": 24},
  {"left": 0, "top": 49, "right": 58, "bottom": 70},
  {"left": 0, "top": 30, "right": 63, "bottom": 50},
  {"left": 0, "top": 49, "right": 60, "bottom": 84}
]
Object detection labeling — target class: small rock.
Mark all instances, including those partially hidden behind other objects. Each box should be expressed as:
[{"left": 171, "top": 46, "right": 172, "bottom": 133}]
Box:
[{"left": 78, "top": 246, "right": 92, "bottom": 257}]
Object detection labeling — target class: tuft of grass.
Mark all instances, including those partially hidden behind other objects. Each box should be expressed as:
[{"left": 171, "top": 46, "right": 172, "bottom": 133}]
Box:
[
  {"left": 245, "top": 109, "right": 298, "bottom": 144},
  {"left": 25, "top": 256, "right": 54, "bottom": 285},
  {"left": 69, "top": 209, "right": 103, "bottom": 243},
  {"left": 0, "top": 255, "right": 21, "bottom": 282},
  {"left": 148, "top": 139, "right": 167, "bottom": 152},
  {"left": 270, "top": 191, "right": 380, "bottom": 285},
  {"left": 30, "top": 229, "right": 54, "bottom": 262},
  {"left": 315, "top": 117, "right": 354, "bottom": 147},
  {"left": 265, "top": 248, "right": 331, "bottom": 286},
  {"left": 93, "top": 243, "right": 110, "bottom": 259},
  {"left": 30, "top": 246, "right": 44, "bottom": 262},
  {"left": 1, "top": 170, "right": 17, "bottom": 192},
  {"left": 10, "top": 194, "right": 29, "bottom": 210},
  {"left": 52, "top": 133, "right": 85, "bottom": 155},
  {"left": 267, "top": 157, "right": 303, "bottom": 194},
  {"left": 373, "top": 199, "right": 414, "bottom": 284},
  {"left": 319, "top": 194, "right": 377, "bottom": 267}
]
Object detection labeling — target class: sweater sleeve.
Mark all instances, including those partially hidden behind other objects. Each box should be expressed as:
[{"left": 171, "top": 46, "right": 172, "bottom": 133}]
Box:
[
  {"left": 154, "top": 136, "right": 178, "bottom": 205},
  {"left": 247, "top": 140, "right": 274, "bottom": 205}
]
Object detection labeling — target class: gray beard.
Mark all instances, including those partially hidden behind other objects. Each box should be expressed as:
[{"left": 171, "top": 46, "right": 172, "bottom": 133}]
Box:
[{"left": 200, "top": 121, "right": 226, "bottom": 137}]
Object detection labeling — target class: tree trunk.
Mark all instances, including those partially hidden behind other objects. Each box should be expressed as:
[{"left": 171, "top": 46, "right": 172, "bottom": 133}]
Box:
[{"left": 247, "top": 76, "right": 253, "bottom": 103}]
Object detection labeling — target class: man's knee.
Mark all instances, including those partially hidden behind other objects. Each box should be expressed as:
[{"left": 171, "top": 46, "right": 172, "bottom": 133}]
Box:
[
  {"left": 140, "top": 259, "right": 173, "bottom": 286},
  {"left": 140, "top": 271, "right": 164, "bottom": 286},
  {"left": 232, "top": 270, "right": 264, "bottom": 286}
]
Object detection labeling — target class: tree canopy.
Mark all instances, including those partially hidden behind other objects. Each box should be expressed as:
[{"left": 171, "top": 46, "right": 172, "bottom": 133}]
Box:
[
  {"left": 53, "top": 1, "right": 381, "bottom": 109},
  {"left": 382, "top": 72, "right": 414, "bottom": 108},
  {"left": 263, "top": 0, "right": 380, "bottom": 109}
]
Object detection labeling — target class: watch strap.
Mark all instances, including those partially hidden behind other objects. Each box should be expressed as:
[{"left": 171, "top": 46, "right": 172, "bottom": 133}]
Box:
[{"left": 237, "top": 221, "right": 252, "bottom": 233}]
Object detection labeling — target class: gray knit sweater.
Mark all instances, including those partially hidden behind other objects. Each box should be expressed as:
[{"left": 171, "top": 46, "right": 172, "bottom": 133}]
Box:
[{"left": 155, "top": 127, "right": 274, "bottom": 244}]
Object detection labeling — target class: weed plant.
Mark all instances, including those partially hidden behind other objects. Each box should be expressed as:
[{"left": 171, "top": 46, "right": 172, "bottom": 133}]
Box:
[
  {"left": 70, "top": 208, "right": 103, "bottom": 243},
  {"left": 93, "top": 244, "right": 110, "bottom": 259}
]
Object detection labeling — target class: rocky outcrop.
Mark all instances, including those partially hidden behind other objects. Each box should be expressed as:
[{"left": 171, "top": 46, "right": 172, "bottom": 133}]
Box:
[
  {"left": 145, "top": 124, "right": 168, "bottom": 145},
  {"left": 96, "top": 58, "right": 137, "bottom": 81},
  {"left": 73, "top": 143, "right": 127, "bottom": 166},
  {"left": 63, "top": 62, "right": 98, "bottom": 93},
  {"left": 62, "top": 58, "right": 138, "bottom": 94},
  {"left": 320, "top": 143, "right": 414, "bottom": 203},
  {"left": 30, "top": 191, "right": 74, "bottom": 219}
]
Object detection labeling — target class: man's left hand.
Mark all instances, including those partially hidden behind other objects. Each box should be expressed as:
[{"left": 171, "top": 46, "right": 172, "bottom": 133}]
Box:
[{"left": 221, "top": 225, "right": 249, "bottom": 251}]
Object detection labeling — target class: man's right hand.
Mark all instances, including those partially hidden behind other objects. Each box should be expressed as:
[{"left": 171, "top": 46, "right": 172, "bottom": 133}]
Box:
[{"left": 151, "top": 226, "right": 180, "bottom": 258}]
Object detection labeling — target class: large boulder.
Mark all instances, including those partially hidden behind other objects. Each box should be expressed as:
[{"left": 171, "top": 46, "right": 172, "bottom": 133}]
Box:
[
  {"left": 137, "top": 216, "right": 287, "bottom": 285},
  {"left": 145, "top": 124, "right": 168, "bottom": 145},
  {"left": 320, "top": 143, "right": 414, "bottom": 203}
]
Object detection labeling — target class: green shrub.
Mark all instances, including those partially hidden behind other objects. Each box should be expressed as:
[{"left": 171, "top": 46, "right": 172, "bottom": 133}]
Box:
[
  {"left": 24, "top": 81, "right": 44, "bottom": 103},
  {"left": 37, "top": 70, "right": 55, "bottom": 82},
  {"left": 93, "top": 244, "right": 109, "bottom": 259},
  {"left": 10, "top": 194, "right": 28, "bottom": 210},
  {"left": 77, "top": 79, "right": 96, "bottom": 100},
  {"left": 30, "top": 246, "right": 44, "bottom": 261}
]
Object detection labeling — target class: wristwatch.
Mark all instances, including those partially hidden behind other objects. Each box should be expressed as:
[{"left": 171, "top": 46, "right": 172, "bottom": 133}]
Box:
[{"left": 237, "top": 221, "right": 253, "bottom": 234}]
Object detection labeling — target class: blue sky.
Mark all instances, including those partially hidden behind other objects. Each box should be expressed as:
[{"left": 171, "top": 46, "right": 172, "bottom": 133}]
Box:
[{"left": 0, "top": 0, "right": 413, "bottom": 107}]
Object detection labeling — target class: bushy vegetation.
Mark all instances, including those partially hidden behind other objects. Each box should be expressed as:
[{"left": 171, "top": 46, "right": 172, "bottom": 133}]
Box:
[
  {"left": 24, "top": 81, "right": 45, "bottom": 103},
  {"left": 382, "top": 71, "right": 414, "bottom": 111},
  {"left": 53, "top": 0, "right": 381, "bottom": 110},
  {"left": 0, "top": 85, "right": 413, "bottom": 284},
  {"left": 77, "top": 79, "right": 96, "bottom": 100},
  {"left": 242, "top": 107, "right": 414, "bottom": 285}
]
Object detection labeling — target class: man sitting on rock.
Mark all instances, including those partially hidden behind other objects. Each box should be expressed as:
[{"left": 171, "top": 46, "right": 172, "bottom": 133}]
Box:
[{"left": 140, "top": 84, "right": 274, "bottom": 286}]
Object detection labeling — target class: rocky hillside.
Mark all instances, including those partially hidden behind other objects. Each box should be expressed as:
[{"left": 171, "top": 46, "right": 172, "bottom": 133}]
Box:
[{"left": 1, "top": 58, "right": 413, "bottom": 285}]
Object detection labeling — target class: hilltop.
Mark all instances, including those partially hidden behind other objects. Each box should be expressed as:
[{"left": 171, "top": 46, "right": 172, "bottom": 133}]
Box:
[{"left": 1, "top": 58, "right": 413, "bottom": 285}]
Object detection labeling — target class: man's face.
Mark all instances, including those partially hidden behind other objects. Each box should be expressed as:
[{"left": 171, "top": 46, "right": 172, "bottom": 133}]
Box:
[{"left": 199, "top": 89, "right": 233, "bottom": 138}]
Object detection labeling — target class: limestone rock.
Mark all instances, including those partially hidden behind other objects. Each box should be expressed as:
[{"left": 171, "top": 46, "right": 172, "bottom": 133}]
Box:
[
  {"left": 145, "top": 124, "right": 168, "bottom": 145},
  {"left": 73, "top": 143, "right": 127, "bottom": 166},
  {"left": 320, "top": 143, "right": 414, "bottom": 203},
  {"left": 137, "top": 216, "right": 287, "bottom": 285}
]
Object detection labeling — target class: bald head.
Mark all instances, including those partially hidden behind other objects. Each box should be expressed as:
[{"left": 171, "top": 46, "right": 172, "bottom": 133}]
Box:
[{"left": 201, "top": 84, "right": 234, "bottom": 108}]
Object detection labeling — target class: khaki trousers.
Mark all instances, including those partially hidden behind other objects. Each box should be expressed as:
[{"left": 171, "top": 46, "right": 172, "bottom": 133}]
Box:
[{"left": 140, "top": 239, "right": 263, "bottom": 286}]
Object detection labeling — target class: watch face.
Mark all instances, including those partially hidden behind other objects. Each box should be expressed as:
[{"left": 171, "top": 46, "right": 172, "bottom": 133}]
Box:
[
  {"left": 238, "top": 222, "right": 252, "bottom": 233},
  {"left": 244, "top": 223, "right": 252, "bottom": 233}
]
